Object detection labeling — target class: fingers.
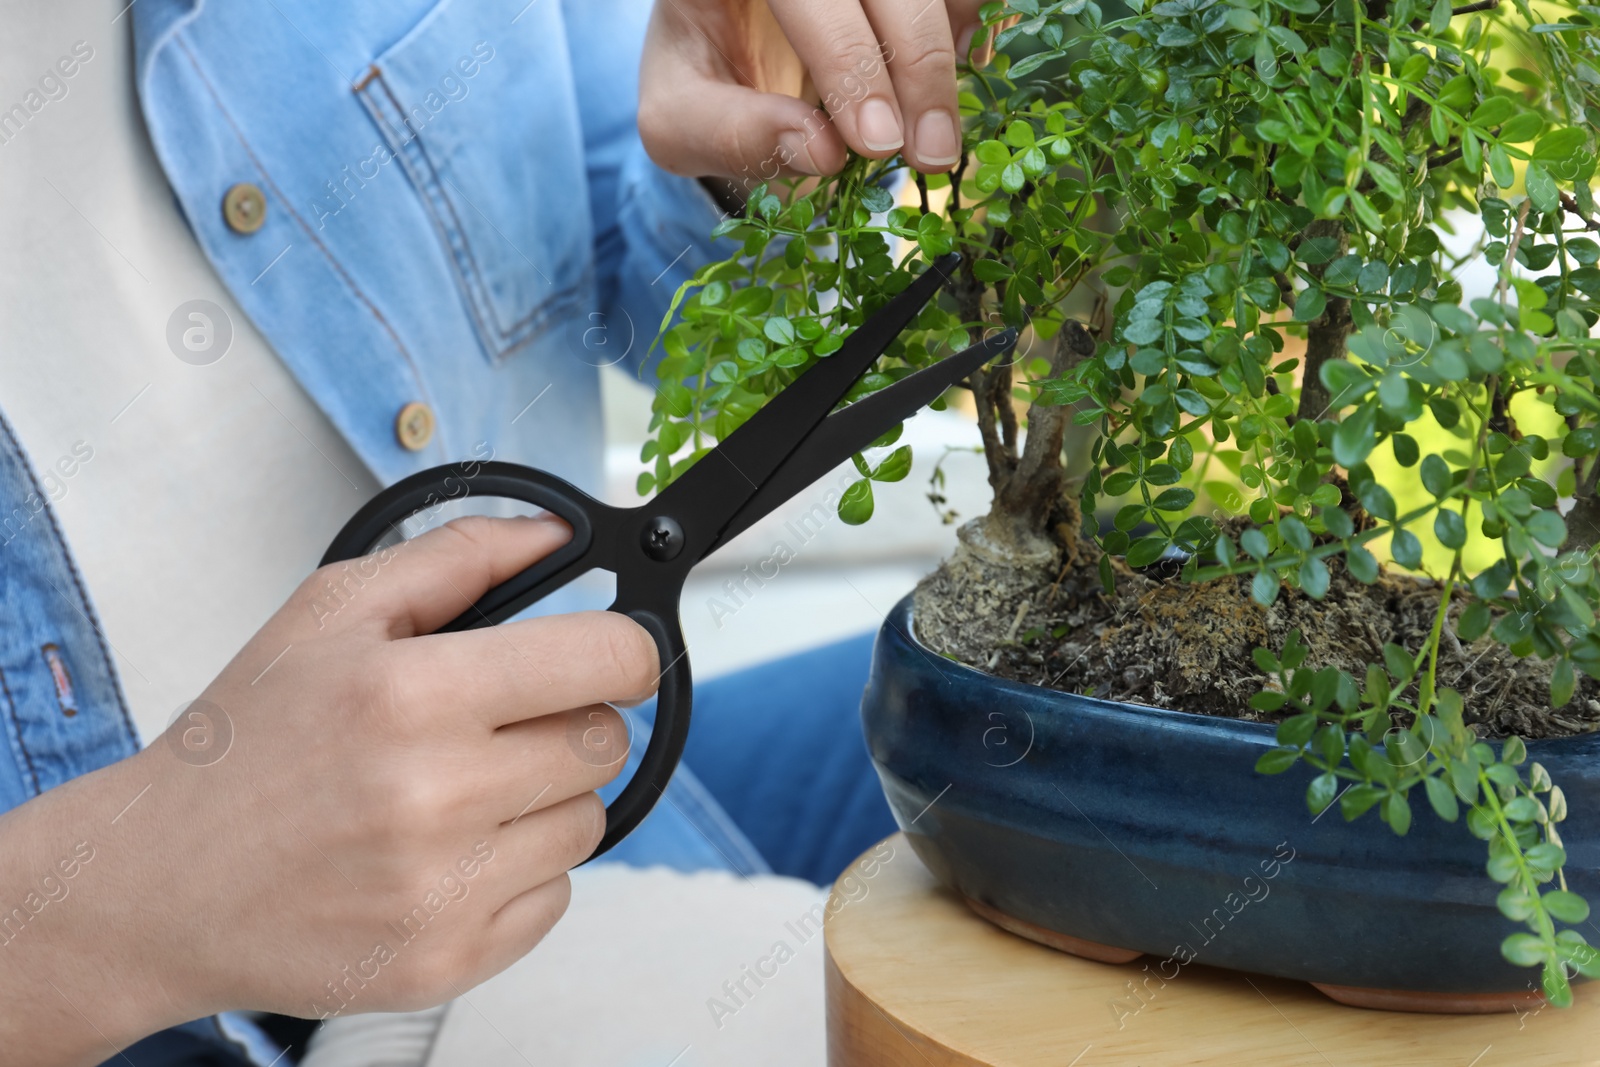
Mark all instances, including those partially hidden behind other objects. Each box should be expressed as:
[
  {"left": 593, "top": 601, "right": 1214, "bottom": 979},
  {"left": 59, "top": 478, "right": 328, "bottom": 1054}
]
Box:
[
  {"left": 477, "top": 875, "right": 572, "bottom": 978},
  {"left": 860, "top": 0, "right": 960, "bottom": 170},
  {"left": 398, "top": 611, "right": 661, "bottom": 729},
  {"left": 480, "top": 706, "right": 631, "bottom": 824},
  {"left": 949, "top": 0, "right": 997, "bottom": 66},
  {"left": 767, "top": 0, "right": 906, "bottom": 160},
  {"left": 640, "top": 75, "right": 849, "bottom": 181},
  {"left": 639, "top": 1, "right": 847, "bottom": 180},
  {"left": 483, "top": 793, "right": 605, "bottom": 911},
  {"left": 303, "top": 514, "right": 572, "bottom": 640}
]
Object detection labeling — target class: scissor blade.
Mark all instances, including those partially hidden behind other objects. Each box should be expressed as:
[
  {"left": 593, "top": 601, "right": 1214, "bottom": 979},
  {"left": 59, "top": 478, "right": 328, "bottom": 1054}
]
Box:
[
  {"left": 655, "top": 253, "right": 961, "bottom": 548},
  {"left": 702, "top": 328, "right": 1018, "bottom": 556}
]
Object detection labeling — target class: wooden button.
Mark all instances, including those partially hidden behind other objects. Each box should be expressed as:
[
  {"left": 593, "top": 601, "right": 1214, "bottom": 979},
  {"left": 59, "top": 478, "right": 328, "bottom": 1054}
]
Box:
[
  {"left": 222, "top": 182, "right": 267, "bottom": 234},
  {"left": 395, "top": 402, "right": 435, "bottom": 451}
]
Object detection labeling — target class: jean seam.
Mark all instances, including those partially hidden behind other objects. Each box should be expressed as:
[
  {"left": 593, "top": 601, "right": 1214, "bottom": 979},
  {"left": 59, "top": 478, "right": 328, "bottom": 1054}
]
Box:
[
  {"left": 172, "top": 37, "right": 439, "bottom": 425},
  {"left": 0, "top": 408, "right": 138, "bottom": 764},
  {"left": 363, "top": 71, "right": 585, "bottom": 364},
  {"left": 359, "top": 75, "right": 503, "bottom": 355},
  {"left": 669, "top": 767, "right": 771, "bottom": 876},
  {"left": 0, "top": 668, "right": 40, "bottom": 796}
]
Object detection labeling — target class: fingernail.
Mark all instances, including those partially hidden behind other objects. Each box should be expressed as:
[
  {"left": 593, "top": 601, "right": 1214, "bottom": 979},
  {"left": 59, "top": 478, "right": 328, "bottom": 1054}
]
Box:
[
  {"left": 778, "top": 130, "right": 822, "bottom": 175},
  {"left": 915, "top": 110, "right": 961, "bottom": 167},
  {"left": 857, "top": 98, "right": 903, "bottom": 153},
  {"left": 956, "top": 23, "right": 979, "bottom": 57}
]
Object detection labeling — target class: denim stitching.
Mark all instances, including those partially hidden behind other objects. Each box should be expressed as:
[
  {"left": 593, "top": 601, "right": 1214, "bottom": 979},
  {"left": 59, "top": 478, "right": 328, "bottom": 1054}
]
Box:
[
  {"left": 365, "top": 71, "right": 585, "bottom": 362},
  {"left": 173, "top": 37, "right": 439, "bottom": 421},
  {"left": 0, "top": 408, "right": 138, "bottom": 759},
  {"left": 0, "top": 667, "right": 41, "bottom": 796},
  {"left": 357, "top": 78, "right": 502, "bottom": 357},
  {"left": 371, "top": 72, "right": 564, "bottom": 344}
]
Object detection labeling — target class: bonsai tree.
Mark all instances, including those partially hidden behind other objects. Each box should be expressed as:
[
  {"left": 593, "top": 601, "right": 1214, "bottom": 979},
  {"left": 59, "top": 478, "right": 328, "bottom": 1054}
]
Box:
[{"left": 649, "top": 0, "right": 1600, "bottom": 1004}]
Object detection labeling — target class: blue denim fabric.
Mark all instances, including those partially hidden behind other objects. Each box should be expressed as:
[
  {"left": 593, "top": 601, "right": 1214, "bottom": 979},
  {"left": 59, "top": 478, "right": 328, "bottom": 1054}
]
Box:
[
  {"left": 0, "top": 414, "right": 138, "bottom": 811},
  {"left": 131, "top": 0, "right": 732, "bottom": 506},
  {"left": 0, "top": 415, "right": 281, "bottom": 1066},
  {"left": 0, "top": 2, "right": 895, "bottom": 1062},
  {"left": 4, "top": 414, "right": 890, "bottom": 1067},
  {"left": 602, "top": 634, "right": 897, "bottom": 886}
]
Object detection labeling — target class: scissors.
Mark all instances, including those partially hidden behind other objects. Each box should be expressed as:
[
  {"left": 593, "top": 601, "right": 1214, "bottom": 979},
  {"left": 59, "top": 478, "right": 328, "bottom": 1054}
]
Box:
[{"left": 322, "top": 251, "right": 1016, "bottom": 861}]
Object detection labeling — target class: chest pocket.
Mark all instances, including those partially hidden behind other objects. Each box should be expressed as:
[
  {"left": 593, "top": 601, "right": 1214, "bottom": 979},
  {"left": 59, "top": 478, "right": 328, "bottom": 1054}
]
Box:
[{"left": 357, "top": 0, "right": 594, "bottom": 362}]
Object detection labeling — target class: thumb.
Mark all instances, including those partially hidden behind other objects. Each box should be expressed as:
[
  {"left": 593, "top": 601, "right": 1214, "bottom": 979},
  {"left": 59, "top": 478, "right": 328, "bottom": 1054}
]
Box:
[
  {"left": 639, "top": 74, "right": 848, "bottom": 183},
  {"left": 312, "top": 514, "right": 573, "bottom": 640}
]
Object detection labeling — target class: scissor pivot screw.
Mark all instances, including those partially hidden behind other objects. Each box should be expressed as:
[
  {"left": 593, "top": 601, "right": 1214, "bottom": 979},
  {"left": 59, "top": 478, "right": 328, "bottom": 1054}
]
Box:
[{"left": 642, "top": 516, "right": 684, "bottom": 561}]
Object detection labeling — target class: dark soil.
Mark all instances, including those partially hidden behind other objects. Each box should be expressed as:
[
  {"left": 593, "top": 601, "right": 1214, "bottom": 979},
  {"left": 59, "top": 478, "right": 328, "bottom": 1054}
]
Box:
[{"left": 913, "top": 525, "right": 1600, "bottom": 740}]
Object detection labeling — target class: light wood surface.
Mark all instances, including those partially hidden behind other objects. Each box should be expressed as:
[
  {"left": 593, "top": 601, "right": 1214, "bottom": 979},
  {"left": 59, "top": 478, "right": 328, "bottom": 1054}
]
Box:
[{"left": 823, "top": 834, "right": 1598, "bottom": 1066}]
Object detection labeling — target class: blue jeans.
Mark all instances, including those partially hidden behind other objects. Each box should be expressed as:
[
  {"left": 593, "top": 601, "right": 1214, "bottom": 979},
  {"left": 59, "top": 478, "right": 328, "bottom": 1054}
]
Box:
[{"left": 599, "top": 632, "right": 896, "bottom": 886}]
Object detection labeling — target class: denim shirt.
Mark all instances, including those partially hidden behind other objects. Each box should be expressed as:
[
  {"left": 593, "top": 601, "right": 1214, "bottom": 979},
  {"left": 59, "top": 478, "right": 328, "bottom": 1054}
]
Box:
[
  {"left": 132, "top": 0, "right": 728, "bottom": 490},
  {"left": 0, "top": 0, "right": 735, "bottom": 1062}
]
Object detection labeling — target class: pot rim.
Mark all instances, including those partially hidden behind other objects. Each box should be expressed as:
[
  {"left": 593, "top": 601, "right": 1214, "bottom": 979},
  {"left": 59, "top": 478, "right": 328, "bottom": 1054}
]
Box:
[{"left": 890, "top": 594, "right": 1600, "bottom": 756}]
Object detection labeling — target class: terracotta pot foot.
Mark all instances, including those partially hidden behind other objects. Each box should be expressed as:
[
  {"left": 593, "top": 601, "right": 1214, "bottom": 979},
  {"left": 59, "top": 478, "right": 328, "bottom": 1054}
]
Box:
[
  {"left": 1312, "top": 983, "right": 1547, "bottom": 1014},
  {"left": 963, "top": 896, "right": 1143, "bottom": 964}
]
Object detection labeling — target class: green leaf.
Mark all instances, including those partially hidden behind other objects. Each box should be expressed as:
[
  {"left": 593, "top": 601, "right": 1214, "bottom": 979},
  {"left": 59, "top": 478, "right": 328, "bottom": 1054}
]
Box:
[
  {"left": 1391, "top": 528, "right": 1423, "bottom": 569},
  {"left": 1499, "top": 887, "right": 1537, "bottom": 921},
  {"left": 1332, "top": 403, "right": 1377, "bottom": 467},
  {"left": 1299, "top": 557, "right": 1331, "bottom": 599},
  {"left": 1435, "top": 509, "right": 1467, "bottom": 550},
  {"left": 1425, "top": 776, "right": 1460, "bottom": 822},
  {"left": 1429, "top": 0, "right": 1451, "bottom": 33},
  {"left": 1525, "top": 510, "right": 1567, "bottom": 549},
  {"left": 1502, "top": 933, "right": 1549, "bottom": 967},
  {"left": 1458, "top": 601, "right": 1492, "bottom": 641},
  {"left": 838, "top": 479, "right": 874, "bottom": 525},
  {"left": 1255, "top": 747, "right": 1301, "bottom": 774},
  {"left": 1420, "top": 454, "right": 1451, "bottom": 497},
  {"left": 1544, "top": 961, "right": 1573, "bottom": 1007},
  {"left": 1489, "top": 143, "right": 1515, "bottom": 188},
  {"left": 1526, "top": 161, "right": 1560, "bottom": 214},
  {"left": 1277, "top": 713, "right": 1318, "bottom": 747},
  {"left": 1346, "top": 545, "right": 1379, "bottom": 583},
  {"left": 1385, "top": 791, "right": 1412, "bottom": 835},
  {"left": 870, "top": 445, "right": 913, "bottom": 483},
  {"left": 1552, "top": 658, "right": 1576, "bottom": 708},
  {"left": 1295, "top": 286, "right": 1328, "bottom": 322},
  {"left": 1126, "top": 535, "right": 1170, "bottom": 568},
  {"left": 1152, "top": 487, "right": 1196, "bottom": 511},
  {"left": 1280, "top": 516, "right": 1313, "bottom": 551},
  {"left": 1307, "top": 772, "right": 1341, "bottom": 814},
  {"left": 1125, "top": 318, "right": 1165, "bottom": 346},
  {"left": 1499, "top": 111, "right": 1545, "bottom": 143},
  {"left": 1341, "top": 783, "right": 1385, "bottom": 820},
  {"left": 1252, "top": 569, "right": 1281, "bottom": 606},
  {"left": 1543, "top": 890, "right": 1592, "bottom": 924},
  {"left": 764, "top": 316, "right": 796, "bottom": 345},
  {"left": 1470, "top": 95, "right": 1518, "bottom": 129},
  {"left": 1254, "top": 33, "right": 1278, "bottom": 79},
  {"left": 860, "top": 185, "right": 895, "bottom": 213},
  {"left": 1532, "top": 127, "right": 1587, "bottom": 164}
]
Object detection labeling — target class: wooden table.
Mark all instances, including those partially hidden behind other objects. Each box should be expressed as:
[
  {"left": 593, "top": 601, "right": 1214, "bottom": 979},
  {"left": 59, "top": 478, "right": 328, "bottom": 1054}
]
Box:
[{"left": 823, "top": 835, "right": 1598, "bottom": 1066}]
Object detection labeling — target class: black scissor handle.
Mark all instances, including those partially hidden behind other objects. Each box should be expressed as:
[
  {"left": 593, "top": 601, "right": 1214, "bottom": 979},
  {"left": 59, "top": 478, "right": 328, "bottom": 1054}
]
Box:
[
  {"left": 320, "top": 460, "right": 601, "bottom": 631},
  {"left": 321, "top": 459, "right": 690, "bottom": 862}
]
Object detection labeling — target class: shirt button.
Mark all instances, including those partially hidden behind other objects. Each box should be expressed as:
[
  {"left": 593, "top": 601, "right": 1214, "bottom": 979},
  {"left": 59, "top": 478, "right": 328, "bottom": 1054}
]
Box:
[
  {"left": 222, "top": 182, "right": 267, "bottom": 234},
  {"left": 395, "top": 402, "right": 435, "bottom": 451}
]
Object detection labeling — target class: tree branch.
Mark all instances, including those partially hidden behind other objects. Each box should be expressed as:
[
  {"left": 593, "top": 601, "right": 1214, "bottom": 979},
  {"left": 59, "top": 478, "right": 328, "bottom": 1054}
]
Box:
[{"left": 1297, "top": 219, "right": 1353, "bottom": 423}]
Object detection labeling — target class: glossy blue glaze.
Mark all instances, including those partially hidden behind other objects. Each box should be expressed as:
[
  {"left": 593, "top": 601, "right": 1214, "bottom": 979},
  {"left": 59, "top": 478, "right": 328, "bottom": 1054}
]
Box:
[{"left": 862, "top": 595, "right": 1600, "bottom": 993}]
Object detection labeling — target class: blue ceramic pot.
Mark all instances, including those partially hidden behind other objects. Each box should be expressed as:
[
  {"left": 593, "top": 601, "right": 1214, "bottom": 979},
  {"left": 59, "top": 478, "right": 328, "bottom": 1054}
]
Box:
[{"left": 862, "top": 595, "right": 1600, "bottom": 1004}]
